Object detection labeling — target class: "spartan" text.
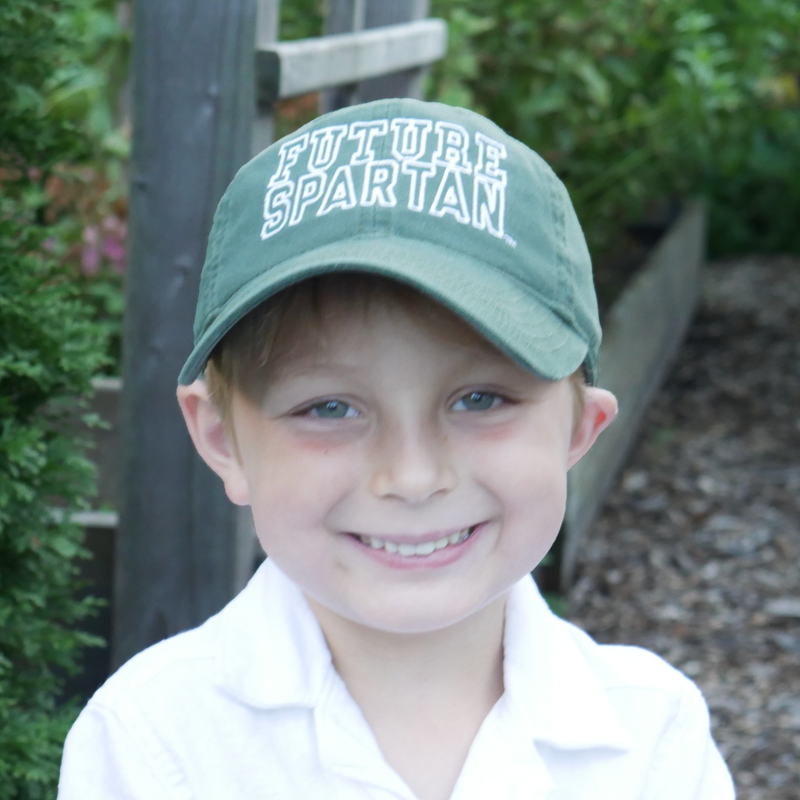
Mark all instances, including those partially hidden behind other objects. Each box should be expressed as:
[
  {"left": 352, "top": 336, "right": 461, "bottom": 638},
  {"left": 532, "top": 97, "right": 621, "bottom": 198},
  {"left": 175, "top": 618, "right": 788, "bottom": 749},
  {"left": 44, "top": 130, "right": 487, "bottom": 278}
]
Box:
[{"left": 261, "top": 118, "right": 509, "bottom": 243}]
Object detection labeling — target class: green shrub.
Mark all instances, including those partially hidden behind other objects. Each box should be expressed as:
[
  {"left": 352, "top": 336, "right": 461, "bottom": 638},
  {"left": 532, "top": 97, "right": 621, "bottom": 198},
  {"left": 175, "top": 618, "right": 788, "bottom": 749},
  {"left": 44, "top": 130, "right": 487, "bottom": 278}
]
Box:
[
  {"left": 280, "top": 0, "right": 324, "bottom": 41},
  {"left": 43, "top": 0, "right": 130, "bottom": 376},
  {"left": 1, "top": 0, "right": 108, "bottom": 796},
  {"left": 428, "top": 0, "right": 800, "bottom": 256}
]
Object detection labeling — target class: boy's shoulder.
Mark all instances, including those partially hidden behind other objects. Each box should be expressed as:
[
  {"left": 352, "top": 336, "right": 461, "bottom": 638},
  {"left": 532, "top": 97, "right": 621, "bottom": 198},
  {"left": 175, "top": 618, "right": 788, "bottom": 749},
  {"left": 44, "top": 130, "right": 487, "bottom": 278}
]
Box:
[
  {"left": 62, "top": 568, "right": 732, "bottom": 800},
  {"left": 90, "top": 611, "right": 220, "bottom": 713},
  {"left": 565, "top": 621, "right": 710, "bottom": 730},
  {"left": 504, "top": 586, "right": 733, "bottom": 798},
  {"left": 86, "top": 559, "right": 326, "bottom": 718},
  {"left": 95, "top": 566, "right": 696, "bottom": 719},
  {"left": 566, "top": 620, "right": 694, "bottom": 694},
  {"left": 504, "top": 577, "right": 711, "bottom": 753},
  {"left": 509, "top": 577, "right": 696, "bottom": 697}
]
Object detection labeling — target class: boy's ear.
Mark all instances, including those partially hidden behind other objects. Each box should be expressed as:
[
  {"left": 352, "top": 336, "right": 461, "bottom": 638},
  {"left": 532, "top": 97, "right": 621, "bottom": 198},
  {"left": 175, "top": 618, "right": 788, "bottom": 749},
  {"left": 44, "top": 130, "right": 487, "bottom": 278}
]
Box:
[
  {"left": 176, "top": 380, "right": 250, "bottom": 506},
  {"left": 567, "top": 387, "right": 618, "bottom": 469}
]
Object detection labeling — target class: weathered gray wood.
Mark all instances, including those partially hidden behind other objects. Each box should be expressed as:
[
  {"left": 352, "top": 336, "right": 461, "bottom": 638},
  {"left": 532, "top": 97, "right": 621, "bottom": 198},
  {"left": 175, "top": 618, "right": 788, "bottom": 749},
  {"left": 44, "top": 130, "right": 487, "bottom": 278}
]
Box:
[
  {"left": 319, "top": 0, "right": 367, "bottom": 111},
  {"left": 359, "top": 0, "right": 430, "bottom": 102},
  {"left": 326, "top": 0, "right": 367, "bottom": 35},
  {"left": 62, "top": 522, "right": 115, "bottom": 701},
  {"left": 85, "top": 377, "right": 121, "bottom": 511},
  {"left": 116, "top": 0, "right": 259, "bottom": 668},
  {"left": 561, "top": 201, "right": 707, "bottom": 586},
  {"left": 320, "top": 0, "right": 432, "bottom": 111},
  {"left": 257, "top": 18, "right": 446, "bottom": 102},
  {"left": 253, "top": 0, "right": 279, "bottom": 156}
]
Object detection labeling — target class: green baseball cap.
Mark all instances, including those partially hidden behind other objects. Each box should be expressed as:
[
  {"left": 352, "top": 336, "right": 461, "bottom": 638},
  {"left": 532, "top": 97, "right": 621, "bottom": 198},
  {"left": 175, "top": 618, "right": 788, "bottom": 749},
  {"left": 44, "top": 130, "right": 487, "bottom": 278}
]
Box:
[{"left": 179, "top": 98, "right": 601, "bottom": 385}]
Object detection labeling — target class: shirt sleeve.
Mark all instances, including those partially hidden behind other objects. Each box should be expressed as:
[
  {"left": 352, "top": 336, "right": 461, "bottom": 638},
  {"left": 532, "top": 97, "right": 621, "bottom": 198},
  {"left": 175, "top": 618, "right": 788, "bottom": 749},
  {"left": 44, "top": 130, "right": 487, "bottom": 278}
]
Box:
[
  {"left": 644, "top": 679, "right": 736, "bottom": 800},
  {"left": 58, "top": 701, "right": 175, "bottom": 800}
]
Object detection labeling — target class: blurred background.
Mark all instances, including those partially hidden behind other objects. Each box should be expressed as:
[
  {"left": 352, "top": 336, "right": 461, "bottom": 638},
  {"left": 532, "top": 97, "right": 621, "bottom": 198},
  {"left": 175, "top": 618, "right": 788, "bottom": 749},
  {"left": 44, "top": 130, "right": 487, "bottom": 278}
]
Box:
[{"left": 1, "top": 1, "right": 799, "bottom": 797}]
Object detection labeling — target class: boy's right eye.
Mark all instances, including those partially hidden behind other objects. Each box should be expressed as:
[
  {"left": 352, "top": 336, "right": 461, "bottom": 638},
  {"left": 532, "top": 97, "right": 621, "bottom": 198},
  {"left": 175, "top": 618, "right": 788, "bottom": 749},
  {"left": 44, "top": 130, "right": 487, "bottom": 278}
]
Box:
[{"left": 305, "top": 400, "right": 357, "bottom": 419}]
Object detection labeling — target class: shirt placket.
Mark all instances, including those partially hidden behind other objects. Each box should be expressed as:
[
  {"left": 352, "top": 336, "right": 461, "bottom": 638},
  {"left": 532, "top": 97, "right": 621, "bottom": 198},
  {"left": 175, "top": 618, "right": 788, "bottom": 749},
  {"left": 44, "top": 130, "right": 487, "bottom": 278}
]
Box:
[
  {"left": 314, "top": 671, "right": 419, "bottom": 800},
  {"left": 448, "top": 701, "right": 555, "bottom": 800}
]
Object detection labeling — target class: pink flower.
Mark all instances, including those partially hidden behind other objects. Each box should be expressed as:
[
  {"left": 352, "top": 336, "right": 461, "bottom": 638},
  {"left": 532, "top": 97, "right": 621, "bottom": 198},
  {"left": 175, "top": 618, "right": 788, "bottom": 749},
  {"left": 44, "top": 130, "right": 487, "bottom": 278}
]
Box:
[
  {"left": 101, "top": 215, "right": 123, "bottom": 234},
  {"left": 102, "top": 238, "right": 124, "bottom": 261},
  {"left": 82, "top": 247, "right": 100, "bottom": 275},
  {"left": 82, "top": 225, "right": 99, "bottom": 246}
]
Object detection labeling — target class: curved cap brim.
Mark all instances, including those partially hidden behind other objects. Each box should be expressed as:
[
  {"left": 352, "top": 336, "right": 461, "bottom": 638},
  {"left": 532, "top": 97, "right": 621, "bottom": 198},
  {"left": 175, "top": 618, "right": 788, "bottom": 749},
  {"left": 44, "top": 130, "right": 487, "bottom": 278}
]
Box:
[{"left": 178, "top": 234, "right": 591, "bottom": 386}]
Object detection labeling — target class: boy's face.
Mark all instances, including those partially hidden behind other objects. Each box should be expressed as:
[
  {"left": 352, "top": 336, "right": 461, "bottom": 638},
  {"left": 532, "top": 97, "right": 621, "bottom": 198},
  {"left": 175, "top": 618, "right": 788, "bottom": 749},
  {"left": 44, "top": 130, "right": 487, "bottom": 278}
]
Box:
[{"left": 180, "top": 299, "right": 615, "bottom": 635}]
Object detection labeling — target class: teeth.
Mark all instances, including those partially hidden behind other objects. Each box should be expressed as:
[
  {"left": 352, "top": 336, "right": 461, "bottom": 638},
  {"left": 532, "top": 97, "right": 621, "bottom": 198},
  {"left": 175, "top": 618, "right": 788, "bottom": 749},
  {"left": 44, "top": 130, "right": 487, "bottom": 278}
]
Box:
[
  {"left": 357, "top": 527, "right": 474, "bottom": 557},
  {"left": 415, "top": 541, "right": 437, "bottom": 556}
]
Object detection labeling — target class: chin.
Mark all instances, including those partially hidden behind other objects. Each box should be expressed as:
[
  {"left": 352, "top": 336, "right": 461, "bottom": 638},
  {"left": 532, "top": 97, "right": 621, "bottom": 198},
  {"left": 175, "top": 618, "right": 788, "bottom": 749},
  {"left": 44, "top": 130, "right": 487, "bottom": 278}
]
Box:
[{"left": 336, "top": 589, "right": 502, "bottom": 635}]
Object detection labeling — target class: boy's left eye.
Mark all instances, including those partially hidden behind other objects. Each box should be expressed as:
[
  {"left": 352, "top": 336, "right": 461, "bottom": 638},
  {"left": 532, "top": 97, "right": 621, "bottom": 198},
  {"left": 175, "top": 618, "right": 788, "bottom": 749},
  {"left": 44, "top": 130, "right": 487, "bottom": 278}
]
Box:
[
  {"left": 452, "top": 391, "right": 503, "bottom": 412},
  {"left": 306, "top": 400, "right": 358, "bottom": 419}
]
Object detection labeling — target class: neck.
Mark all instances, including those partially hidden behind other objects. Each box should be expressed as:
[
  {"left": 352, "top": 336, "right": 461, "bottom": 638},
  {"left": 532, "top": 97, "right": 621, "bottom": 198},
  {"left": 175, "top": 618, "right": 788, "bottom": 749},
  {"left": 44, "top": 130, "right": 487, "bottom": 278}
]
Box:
[
  {"left": 305, "top": 594, "right": 508, "bottom": 800},
  {"left": 306, "top": 593, "right": 507, "bottom": 719}
]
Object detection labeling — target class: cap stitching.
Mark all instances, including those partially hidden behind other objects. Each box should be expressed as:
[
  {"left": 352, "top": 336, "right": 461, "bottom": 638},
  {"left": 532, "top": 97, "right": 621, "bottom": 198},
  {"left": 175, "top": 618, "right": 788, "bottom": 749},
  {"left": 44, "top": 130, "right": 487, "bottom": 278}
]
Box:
[
  {"left": 205, "top": 187, "right": 235, "bottom": 334},
  {"left": 545, "top": 166, "right": 572, "bottom": 328}
]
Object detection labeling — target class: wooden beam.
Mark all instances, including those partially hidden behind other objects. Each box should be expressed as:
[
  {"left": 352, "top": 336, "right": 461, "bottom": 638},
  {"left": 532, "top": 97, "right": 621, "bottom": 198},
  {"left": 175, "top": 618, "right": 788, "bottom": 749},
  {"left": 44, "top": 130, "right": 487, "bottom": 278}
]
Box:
[
  {"left": 115, "top": 0, "right": 263, "bottom": 669},
  {"left": 257, "top": 18, "right": 446, "bottom": 102},
  {"left": 561, "top": 202, "right": 707, "bottom": 587},
  {"left": 319, "top": 0, "right": 431, "bottom": 111},
  {"left": 359, "top": 0, "right": 431, "bottom": 103},
  {"left": 253, "top": 0, "right": 279, "bottom": 156},
  {"left": 319, "top": 0, "right": 366, "bottom": 112}
]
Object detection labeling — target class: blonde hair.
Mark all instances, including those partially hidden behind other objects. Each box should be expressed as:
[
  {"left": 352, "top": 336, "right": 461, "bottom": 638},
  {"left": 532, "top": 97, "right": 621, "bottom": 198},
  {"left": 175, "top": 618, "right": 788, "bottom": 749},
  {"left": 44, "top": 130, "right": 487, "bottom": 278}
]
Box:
[{"left": 205, "top": 273, "right": 586, "bottom": 432}]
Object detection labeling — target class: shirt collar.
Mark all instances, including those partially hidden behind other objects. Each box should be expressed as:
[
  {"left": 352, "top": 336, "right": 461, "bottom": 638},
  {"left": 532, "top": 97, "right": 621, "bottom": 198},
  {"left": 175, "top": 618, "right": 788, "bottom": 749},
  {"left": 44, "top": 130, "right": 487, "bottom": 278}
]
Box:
[
  {"left": 502, "top": 575, "right": 632, "bottom": 751},
  {"left": 216, "top": 559, "right": 332, "bottom": 708},
  {"left": 216, "top": 559, "right": 631, "bottom": 752}
]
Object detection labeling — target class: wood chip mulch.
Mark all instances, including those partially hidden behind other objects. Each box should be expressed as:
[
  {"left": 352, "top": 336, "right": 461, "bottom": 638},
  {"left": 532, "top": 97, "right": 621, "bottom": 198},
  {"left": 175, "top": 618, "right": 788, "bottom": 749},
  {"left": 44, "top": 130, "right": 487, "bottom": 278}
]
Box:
[{"left": 567, "top": 256, "right": 800, "bottom": 799}]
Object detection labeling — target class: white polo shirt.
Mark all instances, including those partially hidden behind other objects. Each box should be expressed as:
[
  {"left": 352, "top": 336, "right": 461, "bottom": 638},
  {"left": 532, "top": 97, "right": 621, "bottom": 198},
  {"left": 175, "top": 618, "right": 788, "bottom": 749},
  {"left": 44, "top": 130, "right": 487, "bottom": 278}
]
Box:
[{"left": 59, "top": 560, "right": 734, "bottom": 799}]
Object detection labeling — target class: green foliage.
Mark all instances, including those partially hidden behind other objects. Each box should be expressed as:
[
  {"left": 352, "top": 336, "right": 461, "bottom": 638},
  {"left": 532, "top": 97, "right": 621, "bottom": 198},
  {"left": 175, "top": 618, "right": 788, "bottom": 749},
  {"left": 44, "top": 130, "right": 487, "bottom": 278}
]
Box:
[
  {"left": 279, "top": 0, "right": 325, "bottom": 41},
  {"left": 1, "top": 0, "right": 109, "bottom": 796},
  {"left": 35, "top": 0, "right": 130, "bottom": 376},
  {"left": 0, "top": 0, "right": 88, "bottom": 174},
  {"left": 428, "top": 0, "right": 800, "bottom": 255},
  {"left": 45, "top": 0, "right": 131, "bottom": 160}
]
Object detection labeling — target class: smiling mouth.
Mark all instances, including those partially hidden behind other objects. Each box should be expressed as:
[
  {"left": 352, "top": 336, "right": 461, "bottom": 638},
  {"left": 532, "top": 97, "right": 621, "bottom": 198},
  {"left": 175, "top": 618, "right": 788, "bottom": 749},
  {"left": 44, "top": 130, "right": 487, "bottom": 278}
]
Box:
[{"left": 352, "top": 526, "right": 477, "bottom": 557}]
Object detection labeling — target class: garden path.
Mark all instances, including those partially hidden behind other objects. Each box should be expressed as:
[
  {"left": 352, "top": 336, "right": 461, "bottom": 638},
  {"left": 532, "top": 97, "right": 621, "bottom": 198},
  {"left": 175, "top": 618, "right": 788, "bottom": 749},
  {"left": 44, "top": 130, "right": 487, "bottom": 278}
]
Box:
[{"left": 568, "top": 256, "right": 800, "bottom": 799}]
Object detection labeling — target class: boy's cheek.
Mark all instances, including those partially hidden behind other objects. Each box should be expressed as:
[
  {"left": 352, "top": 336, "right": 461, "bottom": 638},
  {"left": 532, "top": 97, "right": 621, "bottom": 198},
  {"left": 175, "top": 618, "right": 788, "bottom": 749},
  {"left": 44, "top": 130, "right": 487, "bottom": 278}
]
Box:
[
  {"left": 458, "top": 428, "right": 571, "bottom": 486},
  {"left": 243, "top": 446, "right": 359, "bottom": 529}
]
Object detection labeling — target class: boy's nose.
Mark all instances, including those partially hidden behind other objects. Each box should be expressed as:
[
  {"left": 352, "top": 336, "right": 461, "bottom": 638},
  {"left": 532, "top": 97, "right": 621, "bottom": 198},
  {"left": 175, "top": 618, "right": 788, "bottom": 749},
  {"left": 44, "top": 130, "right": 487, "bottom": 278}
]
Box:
[{"left": 368, "top": 422, "right": 458, "bottom": 504}]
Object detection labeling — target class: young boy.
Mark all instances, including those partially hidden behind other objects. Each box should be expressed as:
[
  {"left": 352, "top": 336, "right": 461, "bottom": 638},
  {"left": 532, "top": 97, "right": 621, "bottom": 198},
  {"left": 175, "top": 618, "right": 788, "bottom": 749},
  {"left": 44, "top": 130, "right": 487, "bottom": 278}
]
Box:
[{"left": 59, "top": 99, "right": 734, "bottom": 799}]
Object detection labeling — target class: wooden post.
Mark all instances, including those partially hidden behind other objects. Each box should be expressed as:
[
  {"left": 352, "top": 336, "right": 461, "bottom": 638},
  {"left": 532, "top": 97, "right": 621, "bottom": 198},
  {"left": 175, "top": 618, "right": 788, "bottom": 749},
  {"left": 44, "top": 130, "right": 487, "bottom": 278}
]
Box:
[
  {"left": 253, "top": 0, "right": 279, "bottom": 156},
  {"left": 360, "top": 0, "right": 430, "bottom": 102},
  {"left": 561, "top": 202, "right": 706, "bottom": 587},
  {"left": 321, "top": 0, "right": 429, "bottom": 112},
  {"left": 320, "top": 0, "right": 366, "bottom": 111},
  {"left": 115, "top": 0, "right": 271, "bottom": 668}
]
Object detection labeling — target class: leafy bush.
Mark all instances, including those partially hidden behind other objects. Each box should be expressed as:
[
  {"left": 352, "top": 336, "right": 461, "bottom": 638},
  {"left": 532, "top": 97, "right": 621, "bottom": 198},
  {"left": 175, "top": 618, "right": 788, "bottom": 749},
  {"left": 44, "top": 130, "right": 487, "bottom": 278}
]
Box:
[
  {"left": 280, "top": 0, "right": 324, "bottom": 42},
  {"left": 0, "top": 0, "right": 109, "bottom": 796},
  {"left": 43, "top": 0, "right": 130, "bottom": 374},
  {"left": 428, "top": 0, "right": 800, "bottom": 256}
]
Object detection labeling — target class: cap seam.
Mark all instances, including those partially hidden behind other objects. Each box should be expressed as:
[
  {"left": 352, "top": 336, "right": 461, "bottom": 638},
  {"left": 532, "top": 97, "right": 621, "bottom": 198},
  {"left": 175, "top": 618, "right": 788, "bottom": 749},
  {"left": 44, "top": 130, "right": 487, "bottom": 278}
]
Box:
[
  {"left": 204, "top": 187, "right": 235, "bottom": 337},
  {"left": 546, "top": 166, "right": 572, "bottom": 327}
]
